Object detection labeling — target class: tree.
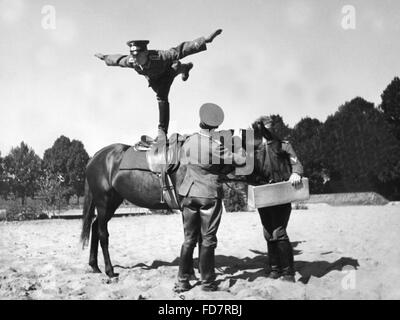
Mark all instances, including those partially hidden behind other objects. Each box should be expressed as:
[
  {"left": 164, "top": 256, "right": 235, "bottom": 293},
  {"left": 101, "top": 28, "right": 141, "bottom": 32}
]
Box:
[
  {"left": 0, "top": 152, "right": 8, "bottom": 198},
  {"left": 43, "top": 136, "right": 89, "bottom": 203},
  {"left": 380, "top": 76, "right": 400, "bottom": 139},
  {"left": 67, "top": 140, "right": 90, "bottom": 200},
  {"left": 319, "top": 97, "right": 400, "bottom": 198},
  {"left": 291, "top": 117, "right": 325, "bottom": 193},
  {"left": 3, "top": 142, "right": 42, "bottom": 204}
]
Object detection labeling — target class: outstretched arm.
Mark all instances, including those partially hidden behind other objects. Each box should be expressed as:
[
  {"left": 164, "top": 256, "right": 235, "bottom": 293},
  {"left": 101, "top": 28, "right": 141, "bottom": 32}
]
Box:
[
  {"left": 94, "top": 53, "right": 132, "bottom": 68},
  {"left": 204, "top": 29, "right": 223, "bottom": 43},
  {"left": 160, "top": 29, "right": 223, "bottom": 62}
]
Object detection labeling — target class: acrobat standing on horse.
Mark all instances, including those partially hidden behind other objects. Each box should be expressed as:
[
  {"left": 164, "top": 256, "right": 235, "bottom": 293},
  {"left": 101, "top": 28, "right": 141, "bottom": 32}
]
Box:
[{"left": 94, "top": 29, "right": 223, "bottom": 143}]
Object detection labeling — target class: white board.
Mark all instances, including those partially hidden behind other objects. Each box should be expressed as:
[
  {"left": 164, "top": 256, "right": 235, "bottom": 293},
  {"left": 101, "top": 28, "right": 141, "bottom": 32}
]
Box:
[{"left": 248, "top": 178, "right": 310, "bottom": 209}]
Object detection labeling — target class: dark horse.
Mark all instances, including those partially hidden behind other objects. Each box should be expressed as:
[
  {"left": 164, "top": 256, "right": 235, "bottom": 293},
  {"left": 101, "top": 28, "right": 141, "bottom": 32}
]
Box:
[{"left": 80, "top": 124, "right": 266, "bottom": 278}]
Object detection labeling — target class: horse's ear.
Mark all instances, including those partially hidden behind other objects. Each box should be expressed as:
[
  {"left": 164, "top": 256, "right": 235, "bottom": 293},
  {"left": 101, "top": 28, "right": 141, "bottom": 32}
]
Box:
[{"left": 250, "top": 121, "right": 263, "bottom": 140}]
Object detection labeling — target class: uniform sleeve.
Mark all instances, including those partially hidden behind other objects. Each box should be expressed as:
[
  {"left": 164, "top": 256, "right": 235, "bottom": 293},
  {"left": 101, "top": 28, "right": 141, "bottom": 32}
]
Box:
[
  {"left": 282, "top": 142, "right": 304, "bottom": 175},
  {"left": 212, "top": 143, "right": 247, "bottom": 167},
  {"left": 159, "top": 37, "right": 207, "bottom": 62},
  {"left": 103, "top": 54, "right": 133, "bottom": 68}
]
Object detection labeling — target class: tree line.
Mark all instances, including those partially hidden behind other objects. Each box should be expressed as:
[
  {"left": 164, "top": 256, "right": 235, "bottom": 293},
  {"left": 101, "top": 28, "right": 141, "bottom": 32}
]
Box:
[
  {"left": 1, "top": 77, "right": 399, "bottom": 210},
  {"left": 0, "top": 136, "right": 89, "bottom": 206},
  {"left": 264, "top": 76, "right": 400, "bottom": 201}
]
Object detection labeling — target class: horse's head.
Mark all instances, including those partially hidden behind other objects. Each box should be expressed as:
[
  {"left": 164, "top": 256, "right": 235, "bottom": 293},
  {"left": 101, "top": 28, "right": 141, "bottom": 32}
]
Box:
[{"left": 240, "top": 118, "right": 275, "bottom": 184}]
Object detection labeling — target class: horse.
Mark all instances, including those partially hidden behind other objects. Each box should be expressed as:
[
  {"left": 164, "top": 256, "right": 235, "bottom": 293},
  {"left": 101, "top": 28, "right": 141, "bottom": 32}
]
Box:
[{"left": 80, "top": 125, "right": 265, "bottom": 278}]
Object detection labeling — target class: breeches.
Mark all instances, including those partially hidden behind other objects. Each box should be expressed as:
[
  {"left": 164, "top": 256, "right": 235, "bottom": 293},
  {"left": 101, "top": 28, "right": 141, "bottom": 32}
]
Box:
[
  {"left": 181, "top": 197, "right": 223, "bottom": 249},
  {"left": 149, "top": 61, "right": 187, "bottom": 132},
  {"left": 149, "top": 61, "right": 187, "bottom": 101},
  {"left": 257, "top": 203, "right": 291, "bottom": 242}
]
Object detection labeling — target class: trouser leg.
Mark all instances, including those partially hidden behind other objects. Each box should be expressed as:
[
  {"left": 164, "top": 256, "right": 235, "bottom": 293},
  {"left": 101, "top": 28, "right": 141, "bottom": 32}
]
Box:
[
  {"left": 151, "top": 74, "right": 174, "bottom": 137},
  {"left": 174, "top": 199, "right": 200, "bottom": 292},
  {"left": 258, "top": 207, "right": 278, "bottom": 275},
  {"left": 171, "top": 61, "right": 193, "bottom": 81},
  {"left": 198, "top": 198, "right": 222, "bottom": 291},
  {"left": 171, "top": 61, "right": 185, "bottom": 74},
  {"left": 157, "top": 99, "right": 170, "bottom": 134},
  {"left": 258, "top": 203, "right": 293, "bottom": 280}
]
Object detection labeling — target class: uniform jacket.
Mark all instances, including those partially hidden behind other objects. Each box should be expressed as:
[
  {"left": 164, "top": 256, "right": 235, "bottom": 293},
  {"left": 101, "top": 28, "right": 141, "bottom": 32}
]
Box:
[
  {"left": 260, "top": 139, "right": 303, "bottom": 184},
  {"left": 103, "top": 37, "right": 207, "bottom": 81},
  {"left": 179, "top": 130, "right": 246, "bottom": 199}
]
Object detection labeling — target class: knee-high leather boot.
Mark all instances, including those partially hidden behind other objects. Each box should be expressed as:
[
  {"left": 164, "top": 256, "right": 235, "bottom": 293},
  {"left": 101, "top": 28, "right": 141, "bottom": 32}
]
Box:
[
  {"left": 267, "top": 241, "right": 281, "bottom": 279},
  {"left": 199, "top": 246, "right": 217, "bottom": 291},
  {"left": 277, "top": 240, "right": 295, "bottom": 282},
  {"left": 157, "top": 100, "right": 169, "bottom": 142},
  {"left": 174, "top": 245, "right": 194, "bottom": 293}
]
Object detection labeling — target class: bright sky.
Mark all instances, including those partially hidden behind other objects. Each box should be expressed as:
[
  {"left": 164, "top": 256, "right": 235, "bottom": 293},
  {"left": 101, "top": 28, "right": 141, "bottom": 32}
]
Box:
[{"left": 1, "top": 0, "right": 399, "bottom": 157}]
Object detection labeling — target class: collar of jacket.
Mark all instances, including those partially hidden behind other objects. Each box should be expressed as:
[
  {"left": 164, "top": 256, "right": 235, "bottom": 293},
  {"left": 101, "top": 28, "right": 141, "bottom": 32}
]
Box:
[{"left": 198, "top": 130, "right": 222, "bottom": 145}]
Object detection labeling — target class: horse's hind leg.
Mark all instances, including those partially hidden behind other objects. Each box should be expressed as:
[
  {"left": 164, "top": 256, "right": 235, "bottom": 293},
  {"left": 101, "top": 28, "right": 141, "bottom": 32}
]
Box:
[
  {"left": 89, "top": 218, "right": 101, "bottom": 273},
  {"left": 97, "top": 193, "right": 123, "bottom": 278}
]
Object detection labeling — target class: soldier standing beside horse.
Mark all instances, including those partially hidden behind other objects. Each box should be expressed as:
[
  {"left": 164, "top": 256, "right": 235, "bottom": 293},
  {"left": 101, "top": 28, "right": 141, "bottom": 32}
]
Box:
[{"left": 174, "top": 103, "right": 247, "bottom": 292}]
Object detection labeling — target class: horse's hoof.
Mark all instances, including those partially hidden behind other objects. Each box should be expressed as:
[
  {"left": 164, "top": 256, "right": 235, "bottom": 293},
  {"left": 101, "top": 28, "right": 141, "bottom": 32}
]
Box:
[
  {"left": 90, "top": 264, "right": 102, "bottom": 273},
  {"left": 106, "top": 271, "right": 119, "bottom": 278}
]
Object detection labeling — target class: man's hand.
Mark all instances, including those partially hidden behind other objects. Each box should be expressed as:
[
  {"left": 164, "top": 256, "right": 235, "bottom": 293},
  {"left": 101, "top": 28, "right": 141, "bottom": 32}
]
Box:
[
  {"left": 205, "top": 29, "right": 223, "bottom": 43},
  {"left": 94, "top": 53, "right": 106, "bottom": 60},
  {"left": 289, "top": 173, "right": 302, "bottom": 187}
]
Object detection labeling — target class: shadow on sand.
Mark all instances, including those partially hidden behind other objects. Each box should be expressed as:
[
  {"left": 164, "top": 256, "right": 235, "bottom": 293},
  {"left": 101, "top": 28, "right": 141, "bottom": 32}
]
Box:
[{"left": 113, "top": 241, "right": 359, "bottom": 286}]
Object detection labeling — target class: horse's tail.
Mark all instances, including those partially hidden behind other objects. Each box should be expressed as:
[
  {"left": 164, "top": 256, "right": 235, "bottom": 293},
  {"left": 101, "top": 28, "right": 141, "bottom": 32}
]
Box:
[{"left": 80, "top": 178, "right": 95, "bottom": 249}]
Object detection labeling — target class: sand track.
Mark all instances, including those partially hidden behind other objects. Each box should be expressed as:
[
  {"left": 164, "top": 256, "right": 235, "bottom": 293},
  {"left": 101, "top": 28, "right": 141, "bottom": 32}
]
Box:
[{"left": 1, "top": 205, "right": 399, "bottom": 300}]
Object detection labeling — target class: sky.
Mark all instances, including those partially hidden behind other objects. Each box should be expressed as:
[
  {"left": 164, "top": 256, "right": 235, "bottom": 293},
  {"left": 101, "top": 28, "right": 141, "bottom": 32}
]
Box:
[{"left": 1, "top": 0, "right": 400, "bottom": 157}]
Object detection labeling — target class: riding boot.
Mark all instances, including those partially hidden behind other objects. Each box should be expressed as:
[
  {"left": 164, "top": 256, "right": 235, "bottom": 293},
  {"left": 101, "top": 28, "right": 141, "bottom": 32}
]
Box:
[
  {"left": 174, "top": 245, "right": 194, "bottom": 293},
  {"left": 181, "top": 63, "right": 193, "bottom": 81},
  {"left": 199, "top": 246, "right": 218, "bottom": 291},
  {"left": 156, "top": 127, "right": 167, "bottom": 144},
  {"left": 156, "top": 100, "right": 169, "bottom": 143},
  {"left": 267, "top": 241, "right": 281, "bottom": 279},
  {"left": 277, "top": 240, "right": 295, "bottom": 282}
]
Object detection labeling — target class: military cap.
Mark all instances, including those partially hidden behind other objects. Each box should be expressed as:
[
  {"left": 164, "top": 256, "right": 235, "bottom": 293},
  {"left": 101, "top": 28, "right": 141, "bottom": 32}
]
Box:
[
  {"left": 199, "top": 103, "right": 224, "bottom": 128},
  {"left": 126, "top": 40, "right": 149, "bottom": 53}
]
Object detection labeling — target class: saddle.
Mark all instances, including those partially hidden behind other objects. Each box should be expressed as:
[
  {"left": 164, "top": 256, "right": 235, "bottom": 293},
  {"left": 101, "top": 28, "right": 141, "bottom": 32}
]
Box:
[{"left": 119, "top": 133, "right": 188, "bottom": 210}]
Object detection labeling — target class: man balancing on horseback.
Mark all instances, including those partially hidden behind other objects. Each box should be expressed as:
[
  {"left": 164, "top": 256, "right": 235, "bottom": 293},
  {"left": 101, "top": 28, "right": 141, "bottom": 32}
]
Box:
[{"left": 94, "top": 29, "right": 223, "bottom": 143}]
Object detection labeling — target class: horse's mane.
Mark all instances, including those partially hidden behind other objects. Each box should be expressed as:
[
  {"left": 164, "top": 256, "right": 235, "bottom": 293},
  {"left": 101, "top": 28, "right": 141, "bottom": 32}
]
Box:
[{"left": 251, "top": 117, "right": 283, "bottom": 142}]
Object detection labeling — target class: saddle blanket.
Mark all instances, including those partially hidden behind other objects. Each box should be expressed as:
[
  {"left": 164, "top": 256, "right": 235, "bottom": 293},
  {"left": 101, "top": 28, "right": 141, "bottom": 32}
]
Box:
[
  {"left": 119, "top": 133, "right": 187, "bottom": 172},
  {"left": 119, "top": 147, "right": 150, "bottom": 171}
]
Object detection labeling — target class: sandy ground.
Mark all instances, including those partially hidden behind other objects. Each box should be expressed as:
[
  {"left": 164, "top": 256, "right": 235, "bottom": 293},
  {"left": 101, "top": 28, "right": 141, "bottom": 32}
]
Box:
[{"left": 1, "top": 204, "right": 400, "bottom": 300}]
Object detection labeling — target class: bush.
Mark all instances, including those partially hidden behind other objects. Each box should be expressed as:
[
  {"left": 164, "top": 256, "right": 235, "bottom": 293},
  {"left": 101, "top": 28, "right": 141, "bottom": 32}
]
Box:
[
  {"left": 223, "top": 182, "right": 248, "bottom": 212},
  {"left": 293, "top": 202, "right": 308, "bottom": 210},
  {"left": 5, "top": 201, "right": 48, "bottom": 221}
]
